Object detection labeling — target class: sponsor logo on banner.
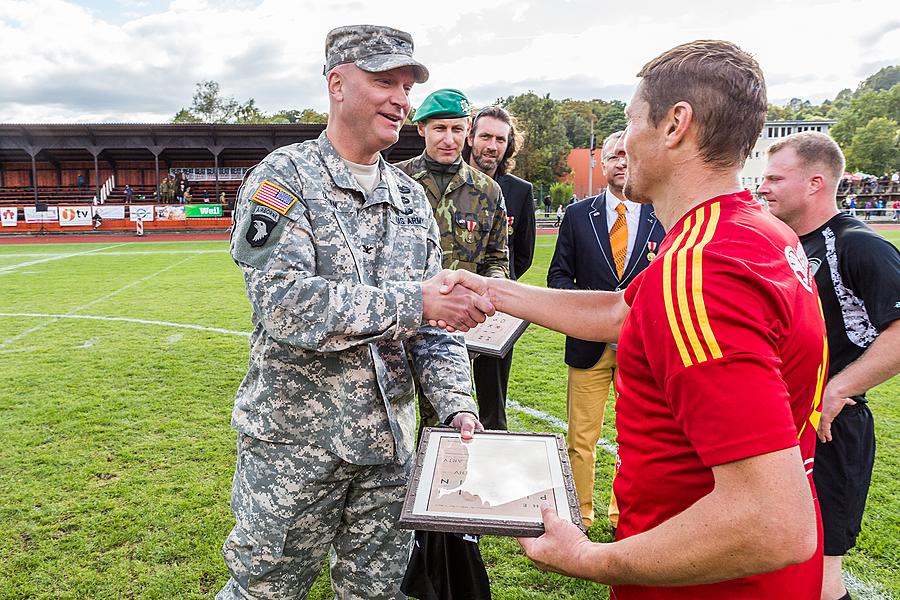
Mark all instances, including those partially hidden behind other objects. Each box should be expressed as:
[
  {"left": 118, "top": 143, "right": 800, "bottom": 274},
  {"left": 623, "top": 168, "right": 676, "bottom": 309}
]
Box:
[
  {"left": 155, "top": 205, "right": 187, "bottom": 221},
  {"left": 185, "top": 204, "right": 224, "bottom": 218},
  {"left": 1, "top": 207, "right": 18, "bottom": 227},
  {"left": 59, "top": 206, "right": 92, "bottom": 226},
  {"left": 94, "top": 205, "right": 126, "bottom": 220},
  {"left": 129, "top": 205, "right": 155, "bottom": 222},
  {"left": 24, "top": 206, "right": 59, "bottom": 223}
]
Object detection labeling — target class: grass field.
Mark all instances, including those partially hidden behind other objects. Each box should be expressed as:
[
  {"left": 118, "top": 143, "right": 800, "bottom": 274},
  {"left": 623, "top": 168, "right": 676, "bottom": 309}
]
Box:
[{"left": 0, "top": 232, "right": 897, "bottom": 599}]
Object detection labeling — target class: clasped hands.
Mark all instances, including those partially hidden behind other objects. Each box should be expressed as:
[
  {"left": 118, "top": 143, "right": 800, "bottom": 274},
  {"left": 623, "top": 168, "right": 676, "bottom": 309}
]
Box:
[{"left": 421, "top": 269, "right": 494, "bottom": 332}]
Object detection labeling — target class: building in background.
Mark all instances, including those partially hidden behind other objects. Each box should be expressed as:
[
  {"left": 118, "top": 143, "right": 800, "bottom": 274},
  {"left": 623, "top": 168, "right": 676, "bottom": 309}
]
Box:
[{"left": 741, "top": 120, "right": 837, "bottom": 190}]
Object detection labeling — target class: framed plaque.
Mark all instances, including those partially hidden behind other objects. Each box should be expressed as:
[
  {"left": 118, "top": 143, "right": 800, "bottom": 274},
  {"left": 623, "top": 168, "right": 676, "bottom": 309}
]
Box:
[
  {"left": 398, "top": 428, "right": 584, "bottom": 537},
  {"left": 462, "top": 311, "right": 529, "bottom": 358}
]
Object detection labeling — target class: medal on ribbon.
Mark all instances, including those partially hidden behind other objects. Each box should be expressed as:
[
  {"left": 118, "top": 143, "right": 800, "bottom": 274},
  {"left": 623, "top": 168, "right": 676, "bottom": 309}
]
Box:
[
  {"left": 466, "top": 220, "right": 477, "bottom": 243},
  {"left": 507, "top": 215, "right": 514, "bottom": 236},
  {"left": 647, "top": 241, "right": 658, "bottom": 261}
]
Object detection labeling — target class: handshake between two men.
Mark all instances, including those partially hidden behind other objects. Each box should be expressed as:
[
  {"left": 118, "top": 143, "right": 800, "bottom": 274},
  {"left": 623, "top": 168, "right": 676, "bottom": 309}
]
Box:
[{"left": 422, "top": 268, "right": 630, "bottom": 344}]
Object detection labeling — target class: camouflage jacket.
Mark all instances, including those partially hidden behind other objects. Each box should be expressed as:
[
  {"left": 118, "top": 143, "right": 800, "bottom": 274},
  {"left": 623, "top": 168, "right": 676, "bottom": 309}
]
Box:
[
  {"left": 395, "top": 153, "right": 509, "bottom": 278},
  {"left": 229, "top": 132, "right": 475, "bottom": 465}
]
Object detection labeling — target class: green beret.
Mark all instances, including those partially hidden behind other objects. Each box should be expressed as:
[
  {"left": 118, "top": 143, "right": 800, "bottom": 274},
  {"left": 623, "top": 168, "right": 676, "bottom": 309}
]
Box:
[{"left": 412, "top": 89, "right": 471, "bottom": 123}]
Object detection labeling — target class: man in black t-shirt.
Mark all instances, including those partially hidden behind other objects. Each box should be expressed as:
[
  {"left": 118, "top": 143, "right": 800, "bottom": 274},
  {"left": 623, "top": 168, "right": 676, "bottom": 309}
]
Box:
[{"left": 759, "top": 132, "right": 900, "bottom": 600}]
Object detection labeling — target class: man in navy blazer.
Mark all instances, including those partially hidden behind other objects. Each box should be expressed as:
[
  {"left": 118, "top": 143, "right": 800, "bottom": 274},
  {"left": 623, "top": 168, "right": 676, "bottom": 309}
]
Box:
[
  {"left": 547, "top": 130, "right": 665, "bottom": 529},
  {"left": 464, "top": 105, "right": 537, "bottom": 430}
]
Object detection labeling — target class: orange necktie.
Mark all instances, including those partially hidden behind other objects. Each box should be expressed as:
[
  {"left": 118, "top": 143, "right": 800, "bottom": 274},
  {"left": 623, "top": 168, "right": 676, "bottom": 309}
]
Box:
[{"left": 610, "top": 202, "right": 628, "bottom": 278}]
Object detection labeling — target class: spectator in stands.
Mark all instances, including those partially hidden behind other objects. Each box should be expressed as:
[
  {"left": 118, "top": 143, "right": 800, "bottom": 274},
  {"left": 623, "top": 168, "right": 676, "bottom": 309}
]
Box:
[
  {"left": 92, "top": 210, "right": 102, "bottom": 230},
  {"left": 892, "top": 200, "right": 899, "bottom": 221},
  {"left": 219, "top": 191, "right": 226, "bottom": 205},
  {"left": 864, "top": 199, "right": 872, "bottom": 220},
  {"left": 176, "top": 179, "right": 187, "bottom": 204},
  {"left": 124, "top": 184, "right": 134, "bottom": 203},
  {"left": 543, "top": 194, "right": 551, "bottom": 217},
  {"left": 555, "top": 202, "right": 564, "bottom": 226},
  {"left": 848, "top": 196, "right": 857, "bottom": 217},
  {"left": 77, "top": 173, "right": 85, "bottom": 189},
  {"left": 184, "top": 187, "right": 193, "bottom": 203},
  {"left": 203, "top": 191, "right": 210, "bottom": 203}
]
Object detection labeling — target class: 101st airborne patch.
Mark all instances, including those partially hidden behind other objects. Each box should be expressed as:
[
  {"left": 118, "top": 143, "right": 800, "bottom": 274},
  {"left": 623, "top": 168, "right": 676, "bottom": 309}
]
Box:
[{"left": 246, "top": 205, "right": 280, "bottom": 247}]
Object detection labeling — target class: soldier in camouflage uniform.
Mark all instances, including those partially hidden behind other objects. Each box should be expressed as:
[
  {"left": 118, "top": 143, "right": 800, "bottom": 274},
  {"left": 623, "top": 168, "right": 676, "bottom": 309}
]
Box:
[
  {"left": 217, "top": 25, "right": 488, "bottom": 600},
  {"left": 395, "top": 89, "right": 509, "bottom": 430}
]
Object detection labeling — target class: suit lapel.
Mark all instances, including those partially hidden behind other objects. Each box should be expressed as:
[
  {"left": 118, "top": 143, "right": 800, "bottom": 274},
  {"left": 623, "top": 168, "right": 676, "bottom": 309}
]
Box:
[{"left": 588, "top": 192, "right": 618, "bottom": 280}]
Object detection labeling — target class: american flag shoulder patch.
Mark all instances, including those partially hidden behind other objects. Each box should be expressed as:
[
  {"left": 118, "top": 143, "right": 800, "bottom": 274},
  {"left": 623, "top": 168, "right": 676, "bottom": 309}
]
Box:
[{"left": 251, "top": 180, "right": 298, "bottom": 215}]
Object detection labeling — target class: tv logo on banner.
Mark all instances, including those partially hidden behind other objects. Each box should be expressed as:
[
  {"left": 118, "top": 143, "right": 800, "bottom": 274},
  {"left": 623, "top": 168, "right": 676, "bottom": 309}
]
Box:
[
  {"left": 59, "top": 206, "right": 92, "bottom": 226},
  {"left": 1, "top": 207, "right": 17, "bottom": 227}
]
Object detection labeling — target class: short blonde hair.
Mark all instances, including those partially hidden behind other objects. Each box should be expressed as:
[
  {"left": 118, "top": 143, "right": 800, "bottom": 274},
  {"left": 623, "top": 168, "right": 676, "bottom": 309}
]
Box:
[{"left": 768, "top": 131, "right": 845, "bottom": 182}]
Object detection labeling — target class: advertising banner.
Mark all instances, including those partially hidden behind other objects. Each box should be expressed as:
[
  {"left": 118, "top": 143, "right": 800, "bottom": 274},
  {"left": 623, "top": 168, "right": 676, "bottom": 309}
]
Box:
[
  {"left": 59, "top": 206, "right": 92, "bottom": 226},
  {"left": 129, "top": 205, "right": 155, "bottom": 222},
  {"left": 1, "top": 207, "right": 17, "bottom": 227},
  {"left": 94, "top": 205, "right": 126, "bottom": 220},
  {"left": 155, "top": 205, "right": 187, "bottom": 221},
  {"left": 185, "top": 204, "right": 224, "bottom": 218},
  {"left": 24, "top": 206, "right": 59, "bottom": 223},
  {"left": 170, "top": 167, "right": 247, "bottom": 181}
]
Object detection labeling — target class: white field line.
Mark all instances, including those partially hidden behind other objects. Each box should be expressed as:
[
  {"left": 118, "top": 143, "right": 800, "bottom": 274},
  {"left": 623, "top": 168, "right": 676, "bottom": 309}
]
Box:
[
  {"left": 0, "top": 250, "right": 227, "bottom": 258},
  {"left": 0, "top": 256, "right": 197, "bottom": 349},
  {"left": 844, "top": 571, "right": 893, "bottom": 600},
  {"left": 0, "top": 313, "right": 250, "bottom": 339},
  {"left": 507, "top": 398, "right": 617, "bottom": 455},
  {"left": 0, "top": 244, "right": 128, "bottom": 274}
]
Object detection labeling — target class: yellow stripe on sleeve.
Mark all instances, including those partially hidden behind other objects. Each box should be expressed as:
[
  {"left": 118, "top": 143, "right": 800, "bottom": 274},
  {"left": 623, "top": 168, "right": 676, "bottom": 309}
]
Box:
[
  {"left": 676, "top": 207, "right": 708, "bottom": 363},
  {"left": 692, "top": 202, "right": 723, "bottom": 360},
  {"left": 663, "top": 217, "right": 695, "bottom": 367}
]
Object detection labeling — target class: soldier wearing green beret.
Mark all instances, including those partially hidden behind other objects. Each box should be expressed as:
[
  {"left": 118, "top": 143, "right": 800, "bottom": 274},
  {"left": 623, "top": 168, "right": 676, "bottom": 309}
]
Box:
[
  {"left": 217, "top": 25, "right": 487, "bottom": 600},
  {"left": 396, "top": 90, "right": 509, "bottom": 434}
]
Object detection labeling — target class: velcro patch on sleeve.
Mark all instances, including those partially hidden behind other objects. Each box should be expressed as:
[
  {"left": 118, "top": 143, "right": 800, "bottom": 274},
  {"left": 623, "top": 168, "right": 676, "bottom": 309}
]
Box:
[{"left": 251, "top": 180, "right": 298, "bottom": 215}]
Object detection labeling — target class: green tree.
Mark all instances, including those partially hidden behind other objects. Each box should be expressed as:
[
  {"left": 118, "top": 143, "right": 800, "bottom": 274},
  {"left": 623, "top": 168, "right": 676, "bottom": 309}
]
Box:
[
  {"left": 830, "top": 84, "right": 900, "bottom": 146},
  {"left": 844, "top": 117, "right": 900, "bottom": 175},
  {"left": 501, "top": 92, "right": 572, "bottom": 190},
  {"left": 858, "top": 65, "right": 900, "bottom": 93},
  {"left": 549, "top": 181, "right": 574, "bottom": 208},
  {"left": 558, "top": 99, "right": 626, "bottom": 148}
]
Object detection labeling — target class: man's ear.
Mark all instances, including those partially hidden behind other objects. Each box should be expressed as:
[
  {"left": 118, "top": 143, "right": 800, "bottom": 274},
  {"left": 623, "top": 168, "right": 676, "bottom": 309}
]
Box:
[
  {"left": 665, "top": 101, "right": 693, "bottom": 149},
  {"left": 808, "top": 174, "right": 826, "bottom": 195},
  {"left": 417, "top": 122, "right": 427, "bottom": 138},
  {"left": 327, "top": 70, "right": 344, "bottom": 102}
]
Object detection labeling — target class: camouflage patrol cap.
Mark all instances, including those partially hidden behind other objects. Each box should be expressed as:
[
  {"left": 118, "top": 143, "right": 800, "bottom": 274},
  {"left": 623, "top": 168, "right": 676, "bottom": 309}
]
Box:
[
  {"left": 412, "top": 89, "right": 471, "bottom": 123},
  {"left": 324, "top": 25, "right": 429, "bottom": 84}
]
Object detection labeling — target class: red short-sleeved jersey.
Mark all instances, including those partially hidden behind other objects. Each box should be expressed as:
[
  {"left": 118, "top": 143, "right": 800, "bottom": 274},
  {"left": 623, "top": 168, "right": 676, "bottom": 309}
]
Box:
[{"left": 610, "top": 191, "right": 826, "bottom": 600}]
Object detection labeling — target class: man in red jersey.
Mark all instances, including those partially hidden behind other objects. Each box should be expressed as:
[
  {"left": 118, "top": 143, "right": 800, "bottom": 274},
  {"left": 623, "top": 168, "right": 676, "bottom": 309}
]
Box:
[{"left": 431, "top": 40, "right": 825, "bottom": 599}]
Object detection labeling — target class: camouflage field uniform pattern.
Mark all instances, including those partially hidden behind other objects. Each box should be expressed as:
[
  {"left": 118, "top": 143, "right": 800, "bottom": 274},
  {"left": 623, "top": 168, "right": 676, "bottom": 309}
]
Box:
[
  {"left": 220, "top": 132, "right": 476, "bottom": 599},
  {"left": 395, "top": 154, "right": 509, "bottom": 278}
]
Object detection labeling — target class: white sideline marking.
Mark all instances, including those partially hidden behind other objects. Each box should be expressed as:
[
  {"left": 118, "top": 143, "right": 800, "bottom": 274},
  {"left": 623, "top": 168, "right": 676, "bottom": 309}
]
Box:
[
  {"left": 845, "top": 571, "right": 893, "bottom": 600},
  {"left": 0, "top": 250, "right": 227, "bottom": 258},
  {"left": 0, "top": 313, "right": 250, "bottom": 338},
  {"left": 507, "top": 398, "right": 618, "bottom": 455},
  {"left": 0, "top": 244, "right": 127, "bottom": 274},
  {"left": 0, "top": 256, "right": 197, "bottom": 349}
]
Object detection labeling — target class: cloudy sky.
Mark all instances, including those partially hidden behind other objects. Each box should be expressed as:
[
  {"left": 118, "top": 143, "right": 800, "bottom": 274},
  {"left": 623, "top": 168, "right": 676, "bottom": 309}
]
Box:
[{"left": 1, "top": 0, "right": 897, "bottom": 123}]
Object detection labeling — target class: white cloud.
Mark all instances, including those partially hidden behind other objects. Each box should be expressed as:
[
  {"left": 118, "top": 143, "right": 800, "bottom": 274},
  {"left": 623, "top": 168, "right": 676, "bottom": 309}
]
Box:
[{"left": 0, "top": 0, "right": 896, "bottom": 123}]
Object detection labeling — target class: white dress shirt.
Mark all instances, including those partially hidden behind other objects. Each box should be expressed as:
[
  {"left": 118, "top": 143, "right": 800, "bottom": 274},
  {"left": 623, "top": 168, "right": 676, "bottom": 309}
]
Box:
[{"left": 605, "top": 189, "right": 642, "bottom": 266}]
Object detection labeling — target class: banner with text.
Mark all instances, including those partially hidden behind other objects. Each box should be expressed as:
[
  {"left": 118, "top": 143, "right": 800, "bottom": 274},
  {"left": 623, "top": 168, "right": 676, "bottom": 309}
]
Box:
[
  {"left": 59, "top": 206, "right": 92, "bottom": 226},
  {"left": 1, "top": 207, "right": 17, "bottom": 227},
  {"left": 24, "top": 206, "right": 59, "bottom": 223},
  {"left": 169, "top": 167, "right": 247, "bottom": 181},
  {"left": 93, "top": 205, "right": 126, "bottom": 220},
  {"left": 185, "top": 204, "right": 224, "bottom": 218},
  {"left": 129, "top": 205, "right": 155, "bottom": 222},
  {"left": 156, "top": 205, "right": 187, "bottom": 221}
]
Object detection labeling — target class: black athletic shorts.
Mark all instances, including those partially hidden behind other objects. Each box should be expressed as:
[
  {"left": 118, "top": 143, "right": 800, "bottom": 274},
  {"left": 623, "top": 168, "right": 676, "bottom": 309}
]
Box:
[{"left": 812, "top": 402, "right": 876, "bottom": 556}]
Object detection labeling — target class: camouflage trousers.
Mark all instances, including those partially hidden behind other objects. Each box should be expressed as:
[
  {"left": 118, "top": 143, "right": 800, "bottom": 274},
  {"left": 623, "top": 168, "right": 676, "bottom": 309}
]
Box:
[{"left": 217, "top": 434, "right": 413, "bottom": 600}]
